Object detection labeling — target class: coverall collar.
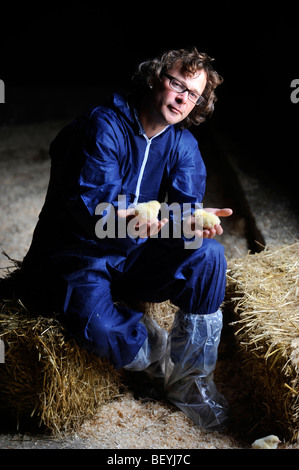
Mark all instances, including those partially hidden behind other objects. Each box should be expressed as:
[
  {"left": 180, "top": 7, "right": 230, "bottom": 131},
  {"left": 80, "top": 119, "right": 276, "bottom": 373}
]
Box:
[
  {"left": 133, "top": 107, "right": 169, "bottom": 140},
  {"left": 110, "top": 92, "right": 170, "bottom": 138}
]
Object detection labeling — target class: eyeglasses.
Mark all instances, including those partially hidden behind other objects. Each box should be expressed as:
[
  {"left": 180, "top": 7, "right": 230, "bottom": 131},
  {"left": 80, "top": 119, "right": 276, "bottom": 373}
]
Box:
[{"left": 164, "top": 73, "right": 204, "bottom": 105}]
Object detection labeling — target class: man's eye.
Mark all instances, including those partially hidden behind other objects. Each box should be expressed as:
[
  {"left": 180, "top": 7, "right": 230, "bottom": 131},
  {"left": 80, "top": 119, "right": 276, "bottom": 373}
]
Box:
[
  {"left": 173, "top": 80, "right": 184, "bottom": 90},
  {"left": 189, "top": 92, "right": 199, "bottom": 100}
]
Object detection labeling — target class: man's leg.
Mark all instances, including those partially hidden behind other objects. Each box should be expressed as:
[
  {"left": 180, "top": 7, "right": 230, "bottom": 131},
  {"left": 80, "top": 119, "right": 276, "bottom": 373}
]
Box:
[
  {"left": 164, "top": 308, "right": 228, "bottom": 430},
  {"left": 62, "top": 268, "right": 148, "bottom": 369},
  {"left": 123, "top": 314, "right": 168, "bottom": 375},
  {"left": 118, "top": 238, "right": 228, "bottom": 430},
  {"left": 119, "top": 238, "right": 227, "bottom": 315}
]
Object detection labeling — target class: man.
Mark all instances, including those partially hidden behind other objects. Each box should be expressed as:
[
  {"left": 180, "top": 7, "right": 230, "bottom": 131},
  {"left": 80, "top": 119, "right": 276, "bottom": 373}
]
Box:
[{"left": 10, "top": 47, "right": 232, "bottom": 430}]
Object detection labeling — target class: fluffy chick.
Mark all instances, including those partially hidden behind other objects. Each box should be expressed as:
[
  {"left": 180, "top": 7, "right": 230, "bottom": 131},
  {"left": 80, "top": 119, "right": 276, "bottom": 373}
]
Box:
[
  {"left": 251, "top": 435, "right": 281, "bottom": 449},
  {"left": 134, "top": 201, "right": 161, "bottom": 221},
  {"left": 193, "top": 209, "right": 220, "bottom": 229}
]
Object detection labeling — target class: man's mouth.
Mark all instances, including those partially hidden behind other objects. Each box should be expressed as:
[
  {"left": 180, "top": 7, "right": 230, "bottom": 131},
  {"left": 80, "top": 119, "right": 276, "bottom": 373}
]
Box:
[{"left": 168, "top": 105, "right": 182, "bottom": 115}]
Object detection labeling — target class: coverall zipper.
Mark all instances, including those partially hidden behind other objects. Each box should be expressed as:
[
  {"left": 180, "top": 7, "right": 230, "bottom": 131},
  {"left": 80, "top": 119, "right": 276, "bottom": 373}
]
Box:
[
  {"left": 133, "top": 135, "right": 151, "bottom": 205},
  {"left": 133, "top": 129, "right": 168, "bottom": 206}
]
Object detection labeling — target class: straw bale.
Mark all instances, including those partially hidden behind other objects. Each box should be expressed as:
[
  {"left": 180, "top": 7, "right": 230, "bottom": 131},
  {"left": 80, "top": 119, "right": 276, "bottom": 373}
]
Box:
[
  {"left": 0, "top": 298, "right": 124, "bottom": 434},
  {"left": 226, "top": 242, "right": 299, "bottom": 441}
]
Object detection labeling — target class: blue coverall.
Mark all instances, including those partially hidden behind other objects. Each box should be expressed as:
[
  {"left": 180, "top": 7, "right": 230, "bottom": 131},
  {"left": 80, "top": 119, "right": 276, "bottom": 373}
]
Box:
[{"left": 21, "top": 93, "right": 227, "bottom": 369}]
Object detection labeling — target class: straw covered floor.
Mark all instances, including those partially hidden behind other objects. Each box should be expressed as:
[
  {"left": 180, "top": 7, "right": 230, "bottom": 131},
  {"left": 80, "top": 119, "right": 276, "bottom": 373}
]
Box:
[{"left": 226, "top": 242, "right": 299, "bottom": 441}]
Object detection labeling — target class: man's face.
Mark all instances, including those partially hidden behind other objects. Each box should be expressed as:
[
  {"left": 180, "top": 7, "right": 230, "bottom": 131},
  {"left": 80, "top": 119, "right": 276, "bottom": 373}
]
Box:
[{"left": 151, "top": 62, "right": 207, "bottom": 127}]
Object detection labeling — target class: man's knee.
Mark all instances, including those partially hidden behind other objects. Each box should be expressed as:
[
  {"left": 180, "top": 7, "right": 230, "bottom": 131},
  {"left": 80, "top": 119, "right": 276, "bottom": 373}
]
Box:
[
  {"left": 203, "top": 238, "right": 226, "bottom": 262},
  {"left": 186, "top": 239, "right": 227, "bottom": 314}
]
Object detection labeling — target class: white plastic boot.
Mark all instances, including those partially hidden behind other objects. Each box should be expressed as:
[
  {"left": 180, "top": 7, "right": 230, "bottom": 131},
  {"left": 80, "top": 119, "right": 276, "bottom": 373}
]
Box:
[
  {"left": 124, "top": 315, "right": 168, "bottom": 376},
  {"left": 164, "top": 309, "right": 228, "bottom": 431}
]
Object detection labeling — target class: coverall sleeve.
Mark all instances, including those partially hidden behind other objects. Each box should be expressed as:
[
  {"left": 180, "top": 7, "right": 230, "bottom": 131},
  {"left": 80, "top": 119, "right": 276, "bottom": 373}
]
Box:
[
  {"left": 49, "top": 109, "right": 124, "bottom": 240},
  {"left": 78, "top": 111, "right": 124, "bottom": 216},
  {"left": 167, "top": 133, "right": 207, "bottom": 206}
]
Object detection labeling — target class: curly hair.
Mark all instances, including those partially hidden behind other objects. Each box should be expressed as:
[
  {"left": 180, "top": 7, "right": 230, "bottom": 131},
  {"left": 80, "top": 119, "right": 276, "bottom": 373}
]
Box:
[{"left": 131, "top": 47, "right": 223, "bottom": 128}]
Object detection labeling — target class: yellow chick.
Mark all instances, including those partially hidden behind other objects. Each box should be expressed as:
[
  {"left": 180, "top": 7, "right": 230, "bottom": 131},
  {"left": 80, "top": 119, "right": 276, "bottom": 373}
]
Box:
[
  {"left": 251, "top": 435, "right": 281, "bottom": 449},
  {"left": 134, "top": 201, "right": 161, "bottom": 221},
  {"left": 193, "top": 209, "right": 220, "bottom": 229}
]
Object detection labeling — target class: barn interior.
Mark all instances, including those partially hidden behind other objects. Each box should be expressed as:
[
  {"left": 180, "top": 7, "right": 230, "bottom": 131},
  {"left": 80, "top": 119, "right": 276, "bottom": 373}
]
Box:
[{"left": 0, "top": 1, "right": 298, "bottom": 450}]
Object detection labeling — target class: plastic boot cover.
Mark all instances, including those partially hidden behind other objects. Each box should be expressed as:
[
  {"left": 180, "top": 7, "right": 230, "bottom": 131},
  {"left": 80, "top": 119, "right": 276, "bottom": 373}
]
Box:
[
  {"left": 164, "top": 309, "right": 228, "bottom": 431},
  {"left": 124, "top": 315, "right": 168, "bottom": 373}
]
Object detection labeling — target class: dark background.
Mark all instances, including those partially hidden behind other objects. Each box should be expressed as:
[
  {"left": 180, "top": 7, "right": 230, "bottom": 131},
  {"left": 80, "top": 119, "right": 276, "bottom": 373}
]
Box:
[{"left": 0, "top": 1, "right": 298, "bottom": 201}]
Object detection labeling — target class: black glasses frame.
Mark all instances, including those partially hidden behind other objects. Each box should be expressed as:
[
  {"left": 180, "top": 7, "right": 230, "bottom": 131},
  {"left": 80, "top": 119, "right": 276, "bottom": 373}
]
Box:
[{"left": 164, "top": 73, "right": 203, "bottom": 105}]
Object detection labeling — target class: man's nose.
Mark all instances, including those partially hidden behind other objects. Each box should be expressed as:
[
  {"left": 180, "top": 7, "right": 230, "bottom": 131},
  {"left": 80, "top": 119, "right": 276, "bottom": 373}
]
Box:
[{"left": 176, "top": 91, "right": 189, "bottom": 103}]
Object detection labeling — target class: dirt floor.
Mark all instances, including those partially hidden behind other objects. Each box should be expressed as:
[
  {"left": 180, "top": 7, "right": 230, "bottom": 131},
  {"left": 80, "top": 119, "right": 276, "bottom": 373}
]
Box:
[{"left": 0, "top": 120, "right": 297, "bottom": 450}]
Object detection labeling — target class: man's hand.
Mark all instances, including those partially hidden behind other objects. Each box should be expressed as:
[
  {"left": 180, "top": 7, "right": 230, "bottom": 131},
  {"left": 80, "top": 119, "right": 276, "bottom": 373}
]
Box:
[
  {"left": 117, "top": 208, "right": 168, "bottom": 239},
  {"left": 185, "top": 208, "right": 233, "bottom": 239}
]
